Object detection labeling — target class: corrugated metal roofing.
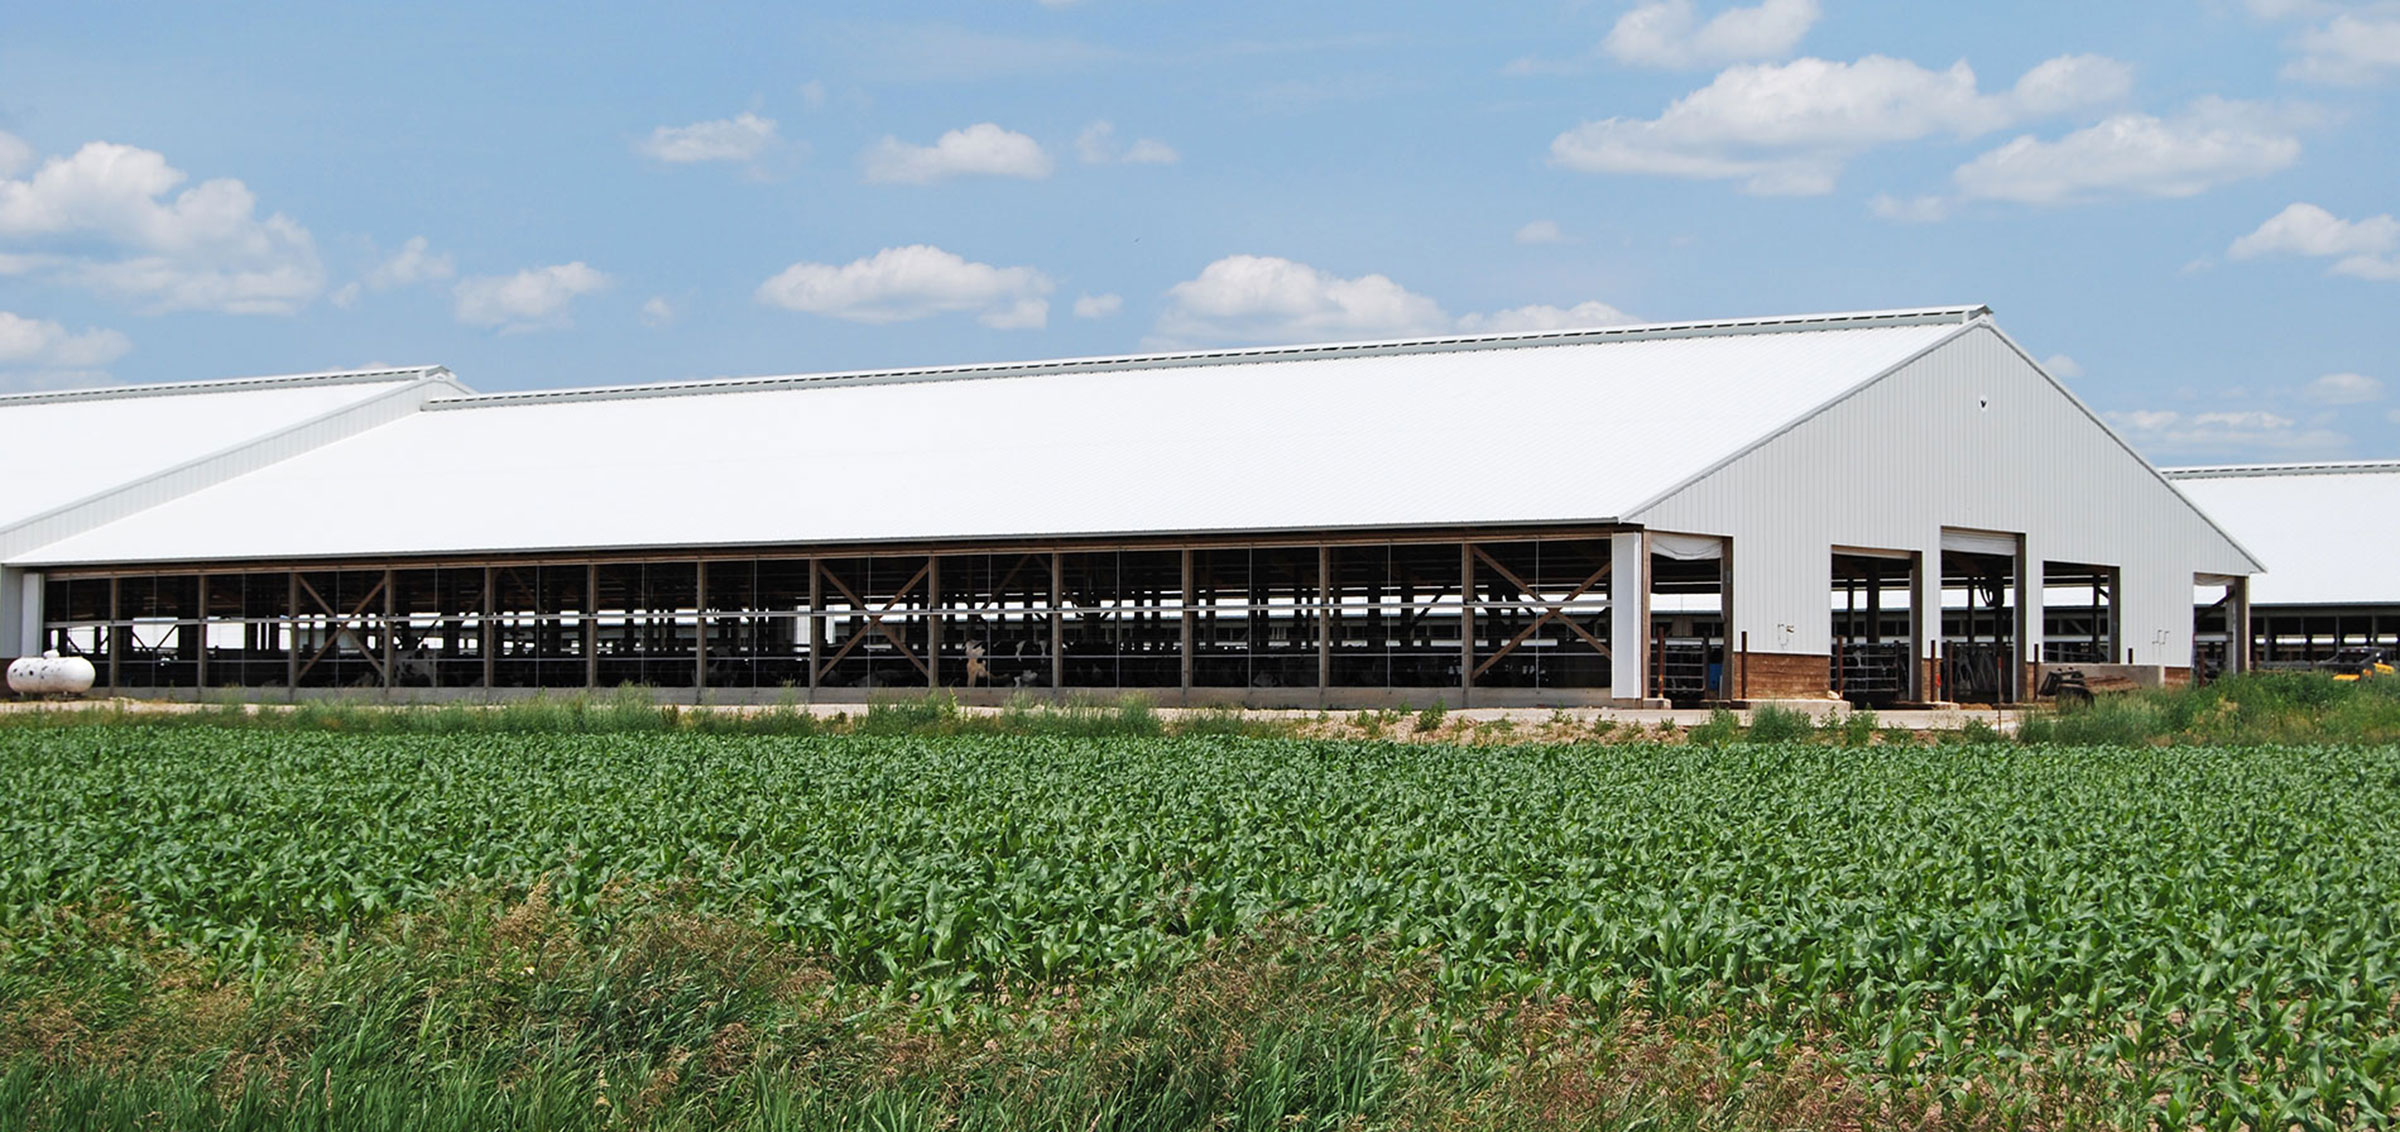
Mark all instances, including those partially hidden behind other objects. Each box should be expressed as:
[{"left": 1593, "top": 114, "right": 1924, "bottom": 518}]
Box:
[
  {"left": 10, "top": 309, "right": 1980, "bottom": 567},
  {"left": 0, "top": 368, "right": 451, "bottom": 534},
  {"left": 2163, "top": 462, "right": 2400, "bottom": 606}
]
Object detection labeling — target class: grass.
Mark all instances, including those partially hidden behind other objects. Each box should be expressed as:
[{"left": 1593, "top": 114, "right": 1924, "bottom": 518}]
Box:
[{"left": 2018, "top": 667, "right": 2400, "bottom": 745}]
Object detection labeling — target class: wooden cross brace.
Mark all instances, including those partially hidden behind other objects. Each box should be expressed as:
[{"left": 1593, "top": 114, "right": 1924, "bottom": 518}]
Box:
[
  {"left": 811, "top": 561, "right": 932, "bottom": 683},
  {"left": 294, "top": 574, "right": 390, "bottom": 685},
  {"left": 1469, "top": 549, "right": 1613, "bottom": 681}
]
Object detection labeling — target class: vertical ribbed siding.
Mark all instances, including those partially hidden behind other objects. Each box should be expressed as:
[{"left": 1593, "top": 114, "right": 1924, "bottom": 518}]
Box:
[{"left": 1635, "top": 326, "right": 2253, "bottom": 663}]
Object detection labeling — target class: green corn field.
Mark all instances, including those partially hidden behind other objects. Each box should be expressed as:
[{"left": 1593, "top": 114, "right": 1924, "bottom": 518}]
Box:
[{"left": 2, "top": 729, "right": 2396, "bottom": 1129}]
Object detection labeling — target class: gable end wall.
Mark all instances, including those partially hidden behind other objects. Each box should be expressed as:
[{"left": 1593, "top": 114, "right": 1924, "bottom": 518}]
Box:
[{"left": 1632, "top": 326, "right": 2253, "bottom": 665}]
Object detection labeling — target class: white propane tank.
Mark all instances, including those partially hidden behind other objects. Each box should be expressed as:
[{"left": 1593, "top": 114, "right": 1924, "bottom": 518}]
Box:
[{"left": 7, "top": 650, "right": 97, "bottom": 697}]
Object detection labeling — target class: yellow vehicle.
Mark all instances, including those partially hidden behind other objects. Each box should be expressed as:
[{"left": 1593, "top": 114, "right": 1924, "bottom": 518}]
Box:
[{"left": 2321, "top": 647, "right": 2396, "bottom": 682}]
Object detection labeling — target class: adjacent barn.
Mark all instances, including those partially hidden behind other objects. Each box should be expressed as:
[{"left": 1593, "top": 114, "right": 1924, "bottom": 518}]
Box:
[{"left": 2163, "top": 462, "right": 2400, "bottom": 668}]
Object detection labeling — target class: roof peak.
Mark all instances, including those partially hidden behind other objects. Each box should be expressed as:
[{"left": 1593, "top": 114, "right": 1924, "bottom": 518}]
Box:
[
  {"left": 0, "top": 365, "right": 455, "bottom": 407},
  {"left": 2163, "top": 460, "right": 2400, "bottom": 479},
  {"left": 431, "top": 304, "right": 1990, "bottom": 410}
]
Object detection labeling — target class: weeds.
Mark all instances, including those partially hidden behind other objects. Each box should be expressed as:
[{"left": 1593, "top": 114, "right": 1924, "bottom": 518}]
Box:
[
  {"left": 2021, "top": 668, "right": 2400, "bottom": 745},
  {"left": 1743, "top": 705, "right": 1815, "bottom": 744}
]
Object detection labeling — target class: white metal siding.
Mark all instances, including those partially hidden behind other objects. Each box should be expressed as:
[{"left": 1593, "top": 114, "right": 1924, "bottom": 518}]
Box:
[{"left": 1634, "top": 326, "right": 2256, "bottom": 664}]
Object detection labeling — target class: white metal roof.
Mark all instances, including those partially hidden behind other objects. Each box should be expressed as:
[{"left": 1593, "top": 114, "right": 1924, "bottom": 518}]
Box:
[
  {"left": 11, "top": 309, "right": 1983, "bottom": 567},
  {"left": 2163, "top": 462, "right": 2400, "bottom": 607},
  {"left": 0, "top": 368, "right": 459, "bottom": 536}
]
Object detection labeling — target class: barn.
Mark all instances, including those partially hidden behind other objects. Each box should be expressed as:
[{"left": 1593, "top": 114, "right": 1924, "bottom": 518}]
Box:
[
  {"left": 3, "top": 306, "right": 2260, "bottom": 707},
  {"left": 2163, "top": 462, "right": 2400, "bottom": 668}
]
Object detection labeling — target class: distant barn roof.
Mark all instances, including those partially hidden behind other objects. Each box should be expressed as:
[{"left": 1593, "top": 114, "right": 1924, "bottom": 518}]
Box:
[
  {"left": 12, "top": 307, "right": 1996, "bottom": 566},
  {"left": 2163, "top": 462, "right": 2400, "bottom": 607},
  {"left": 0, "top": 367, "right": 463, "bottom": 557}
]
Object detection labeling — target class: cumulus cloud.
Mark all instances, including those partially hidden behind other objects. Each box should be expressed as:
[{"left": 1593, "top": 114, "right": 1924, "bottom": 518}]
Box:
[
  {"left": 1457, "top": 301, "right": 1637, "bottom": 333},
  {"left": 640, "top": 297, "right": 675, "bottom": 328},
  {"left": 0, "top": 310, "right": 132, "bottom": 391},
  {"left": 332, "top": 235, "right": 455, "bottom": 308},
  {"left": 0, "top": 138, "right": 323, "bottom": 313},
  {"left": 864, "top": 123, "right": 1052, "bottom": 183},
  {"left": 635, "top": 112, "right": 780, "bottom": 163},
  {"left": 1075, "top": 121, "right": 1179, "bottom": 165},
  {"left": 1072, "top": 292, "right": 1122, "bottom": 318},
  {"left": 2282, "top": 4, "right": 2400, "bottom": 84},
  {"left": 1550, "top": 53, "right": 2131, "bottom": 195},
  {"left": 453, "top": 262, "right": 610, "bottom": 332},
  {"left": 1153, "top": 256, "right": 1450, "bottom": 346},
  {"left": 756, "top": 245, "right": 1052, "bottom": 328},
  {"left": 0, "top": 132, "right": 30, "bottom": 179},
  {"left": 1513, "top": 219, "right": 1569, "bottom": 245},
  {"left": 1869, "top": 194, "right": 1950, "bottom": 223},
  {"left": 2228, "top": 202, "right": 2400, "bottom": 279},
  {"left": 1604, "top": 0, "right": 1820, "bottom": 69},
  {"left": 1950, "top": 98, "right": 2300, "bottom": 205},
  {"left": 1151, "top": 255, "right": 1636, "bottom": 347},
  {"left": 2106, "top": 407, "right": 2349, "bottom": 460},
  {"left": 2305, "top": 372, "right": 2384, "bottom": 403},
  {"left": 2043, "top": 354, "right": 2085, "bottom": 379}
]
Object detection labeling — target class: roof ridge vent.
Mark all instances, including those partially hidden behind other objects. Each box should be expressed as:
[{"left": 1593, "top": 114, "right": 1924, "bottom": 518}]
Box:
[{"left": 431, "top": 304, "right": 1991, "bottom": 410}]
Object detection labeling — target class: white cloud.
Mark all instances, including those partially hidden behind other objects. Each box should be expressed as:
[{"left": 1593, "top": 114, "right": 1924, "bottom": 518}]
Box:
[
  {"left": 1072, "top": 292, "right": 1122, "bottom": 318},
  {"left": 756, "top": 245, "right": 1052, "bottom": 328},
  {"left": 2106, "top": 407, "right": 2349, "bottom": 460},
  {"left": 0, "top": 132, "right": 30, "bottom": 179},
  {"left": 0, "top": 310, "right": 132, "bottom": 391},
  {"left": 864, "top": 123, "right": 1052, "bottom": 183},
  {"left": 2306, "top": 372, "right": 2383, "bottom": 404},
  {"left": 333, "top": 235, "right": 456, "bottom": 309},
  {"left": 0, "top": 139, "right": 323, "bottom": 313},
  {"left": 1951, "top": 98, "right": 2300, "bottom": 205},
  {"left": 2228, "top": 202, "right": 2400, "bottom": 279},
  {"left": 1456, "top": 301, "right": 1637, "bottom": 333},
  {"left": 1604, "top": 0, "right": 1820, "bottom": 69},
  {"left": 1869, "top": 194, "right": 1949, "bottom": 223},
  {"left": 453, "top": 262, "right": 610, "bottom": 332},
  {"left": 1152, "top": 254, "right": 1636, "bottom": 347},
  {"left": 0, "top": 311, "right": 131, "bottom": 367},
  {"left": 367, "top": 236, "right": 454, "bottom": 288},
  {"left": 1513, "top": 219, "right": 1569, "bottom": 245},
  {"left": 2043, "top": 354, "right": 2085, "bottom": 379},
  {"left": 641, "top": 296, "right": 675, "bottom": 327},
  {"left": 1153, "top": 255, "right": 1450, "bottom": 346},
  {"left": 1550, "top": 53, "right": 2131, "bottom": 195},
  {"left": 635, "top": 112, "right": 780, "bottom": 164},
  {"left": 2283, "top": 5, "right": 2400, "bottom": 84},
  {"left": 1076, "top": 121, "right": 1179, "bottom": 165}
]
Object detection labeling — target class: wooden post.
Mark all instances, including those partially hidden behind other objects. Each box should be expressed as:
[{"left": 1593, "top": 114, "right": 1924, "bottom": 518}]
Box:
[
  {"left": 807, "top": 559, "right": 823, "bottom": 693},
  {"left": 585, "top": 564, "right": 600, "bottom": 689},
  {"left": 694, "top": 560, "right": 709, "bottom": 695},
  {"left": 112, "top": 575, "right": 125, "bottom": 693},
  {"left": 1180, "top": 549, "right": 1194, "bottom": 694},
  {"left": 1317, "top": 545, "right": 1332, "bottom": 702},
  {"left": 282, "top": 573, "right": 295, "bottom": 697},
  {"left": 1458, "top": 542, "right": 1475, "bottom": 704},
  {"left": 926, "top": 556, "right": 941, "bottom": 689},
  {"left": 482, "top": 566, "right": 496, "bottom": 694},
  {"left": 2233, "top": 576, "right": 2252, "bottom": 674},
  {"left": 1050, "top": 553, "right": 1065, "bottom": 692},
  {"left": 1739, "top": 630, "right": 1749, "bottom": 701},
  {"left": 194, "top": 575, "right": 209, "bottom": 690},
  {"left": 382, "top": 568, "right": 396, "bottom": 693}
]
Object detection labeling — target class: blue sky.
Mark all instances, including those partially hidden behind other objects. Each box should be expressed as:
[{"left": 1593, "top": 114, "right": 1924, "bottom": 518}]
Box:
[{"left": 2, "top": 0, "right": 2395, "bottom": 463}]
